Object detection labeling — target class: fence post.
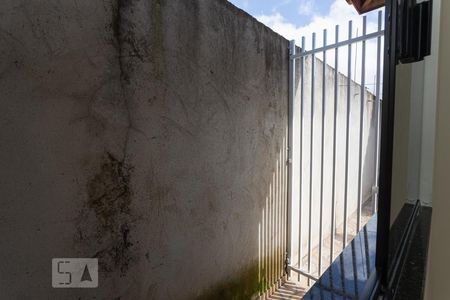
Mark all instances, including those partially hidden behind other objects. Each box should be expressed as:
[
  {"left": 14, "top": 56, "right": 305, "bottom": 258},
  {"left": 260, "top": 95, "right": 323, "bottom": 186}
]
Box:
[{"left": 286, "top": 39, "right": 296, "bottom": 278}]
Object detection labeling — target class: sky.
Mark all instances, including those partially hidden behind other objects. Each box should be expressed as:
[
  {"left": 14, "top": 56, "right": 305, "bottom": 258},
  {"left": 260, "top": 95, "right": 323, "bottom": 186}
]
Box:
[
  {"left": 228, "top": 0, "right": 383, "bottom": 42},
  {"left": 229, "top": 0, "right": 337, "bottom": 29},
  {"left": 228, "top": 0, "right": 384, "bottom": 89}
]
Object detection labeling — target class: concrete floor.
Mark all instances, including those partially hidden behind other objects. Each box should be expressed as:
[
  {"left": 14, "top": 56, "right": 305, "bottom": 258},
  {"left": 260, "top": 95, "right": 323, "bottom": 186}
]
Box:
[
  {"left": 267, "top": 282, "right": 307, "bottom": 300},
  {"left": 267, "top": 199, "right": 376, "bottom": 299}
]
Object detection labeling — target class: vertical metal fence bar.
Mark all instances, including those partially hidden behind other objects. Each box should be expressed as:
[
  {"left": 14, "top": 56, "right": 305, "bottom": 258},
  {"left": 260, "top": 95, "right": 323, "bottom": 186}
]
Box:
[
  {"left": 308, "top": 32, "right": 316, "bottom": 286},
  {"left": 319, "top": 29, "right": 327, "bottom": 276},
  {"left": 330, "top": 24, "right": 339, "bottom": 265},
  {"left": 276, "top": 162, "right": 280, "bottom": 283},
  {"left": 269, "top": 182, "right": 272, "bottom": 288},
  {"left": 343, "top": 20, "right": 352, "bottom": 249},
  {"left": 282, "top": 160, "right": 285, "bottom": 282},
  {"left": 273, "top": 171, "right": 276, "bottom": 286},
  {"left": 279, "top": 158, "right": 282, "bottom": 282},
  {"left": 283, "top": 138, "right": 287, "bottom": 279},
  {"left": 262, "top": 206, "right": 265, "bottom": 293},
  {"left": 268, "top": 183, "right": 271, "bottom": 289},
  {"left": 298, "top": 36, "right": 305, "bottom": 282},
  {"left": 269, "top": 183, "right": 273, "bottom": 288},
  {"left": 287, "top": 39, "right": 295, "bottom": 279},
  {"left": 258, "top": 219, "right": 261, "bottom": 296},
  {"left": 272, "top": 177, "right": 275, "bottom": 286},
  {"left": 374, "top": 11, "right": 383, "bottom": 213},
  {"left": 357, "top": 16, "right": 367, "bottom": 232},
  {"left": 277, "top": 162, "right": 283, "bottom": 281},
  {"left": 283, "top": 135, "right": 287, "bottom": 280},
  {"left": 273, "top": 171, "right": 276, "bottom": 288},
  {"left": 265, "top": 196, "right": 269, "bottom": 290},
  {"left": 279, "top": 154, "right": 282, "bottom": 281},
  {"left": 278, "top": 165, "right": 281, "bottom": 283}
]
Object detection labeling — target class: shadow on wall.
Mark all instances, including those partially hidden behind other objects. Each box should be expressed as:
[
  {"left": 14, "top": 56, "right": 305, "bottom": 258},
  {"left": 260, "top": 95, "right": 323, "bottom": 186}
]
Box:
[
  {"left": 196, "top": 134, "right": 289, "bottom": 300},
  {"left": 258, "top": 135, "right": 288, "bottom": 297}
]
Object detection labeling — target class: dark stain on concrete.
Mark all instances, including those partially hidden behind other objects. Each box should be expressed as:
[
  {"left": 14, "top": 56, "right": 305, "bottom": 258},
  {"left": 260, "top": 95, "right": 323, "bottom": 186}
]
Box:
[
  {"left": 76, "top": 152, "right": 135, "bottom": 275},
  {"left": 89, "top": 153, "right": 133, "bottom": 274},
  {"left": 110, "top": 0, "right": 165, "bottom": 81},
  {"left": 93, "top": 223, "right": 133, "bottom": 274},
  {"left": 264, "top": 36, "right": 276, "bottom": 73},
  {"left": 87, "top": 153, "right": 131, "bottom": 227},
  {"left": 111, "top": 0, "right": 132, "bottom": 83},
  {"left": 150, "top": 0, "right": 165, "bottom": 80}
]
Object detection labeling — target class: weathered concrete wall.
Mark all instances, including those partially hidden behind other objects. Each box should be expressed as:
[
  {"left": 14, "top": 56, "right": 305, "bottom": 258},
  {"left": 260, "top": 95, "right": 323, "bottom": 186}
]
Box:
[{"left": 0, "top": 0, "right": 288, "bottom": 299}]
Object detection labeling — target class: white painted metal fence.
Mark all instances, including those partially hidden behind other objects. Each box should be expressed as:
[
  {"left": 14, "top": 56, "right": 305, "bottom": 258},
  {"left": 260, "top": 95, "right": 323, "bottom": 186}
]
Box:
[{"left": 286, "top": 11, "right": 385, "bottom": 286}]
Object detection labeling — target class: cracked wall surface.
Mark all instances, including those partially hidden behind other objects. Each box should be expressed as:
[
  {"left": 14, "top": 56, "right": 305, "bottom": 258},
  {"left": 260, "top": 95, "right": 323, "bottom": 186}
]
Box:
[{"left": 0, "top": 0, "right": 288, "bottom": 299}]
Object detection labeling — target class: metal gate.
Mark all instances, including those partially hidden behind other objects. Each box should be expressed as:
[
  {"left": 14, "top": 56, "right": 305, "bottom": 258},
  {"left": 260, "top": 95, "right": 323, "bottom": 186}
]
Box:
[{"left": 286, "top": 11, "right": 385, "bottom": 286}]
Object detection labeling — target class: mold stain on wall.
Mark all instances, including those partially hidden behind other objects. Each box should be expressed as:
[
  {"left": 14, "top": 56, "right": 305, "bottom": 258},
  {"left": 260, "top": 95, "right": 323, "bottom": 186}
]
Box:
[
  {"left": 76, "top": 152, "right": 136, "bottom": 275},
  {"left": 195, "top": 263, "right": 263, "bottom": 300}
]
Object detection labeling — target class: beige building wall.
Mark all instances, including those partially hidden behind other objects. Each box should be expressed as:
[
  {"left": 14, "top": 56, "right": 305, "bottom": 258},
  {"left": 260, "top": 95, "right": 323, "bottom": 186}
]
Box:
[{"left": 424, "top": 0, "right": 450, "bottom": 297}]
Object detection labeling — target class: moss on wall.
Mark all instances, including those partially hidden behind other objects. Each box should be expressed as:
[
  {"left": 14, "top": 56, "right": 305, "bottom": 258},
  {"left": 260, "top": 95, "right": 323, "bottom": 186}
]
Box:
[
  {"left": 195, "top": 256, "right": 284, "bottom": 300},
  {"left": 195, "top": 263, "right": 263, "bottom": 300}
]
